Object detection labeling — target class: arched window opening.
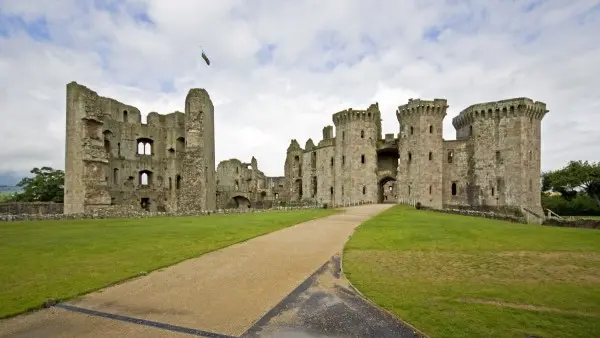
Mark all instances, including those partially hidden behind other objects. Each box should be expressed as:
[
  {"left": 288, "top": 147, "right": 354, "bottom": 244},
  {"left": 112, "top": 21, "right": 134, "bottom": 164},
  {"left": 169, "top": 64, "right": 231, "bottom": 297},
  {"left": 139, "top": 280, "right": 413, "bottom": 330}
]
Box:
[
  {"left": 176, "top": 175, "right": 182, "bottom": 189},
  {"left": 169, "top": 177, "right": 172, "bottom": 190},
  {"left": 428, "top": 152, "right": 432, "bottom": 160},
  {"left": 491, "top": 187, "right": 495, "bottom": 196},
  {"left": 117, "top": 142, "right": 121, "bottom": 157},
  {"left": 330, "top": 157, "right": 334, "bottom": 167},
  {"left": 410, "top": 126, "right": 414, "bottom": 135},
  {"left": 429, "top": 185, "right": 432, "bottom": 194},
  {"left": 408, "top": 152, "right": 412, "bottom": 162},
  {"left": 136, "top": 138, "right": 153, "bottom": 155},
  {"left": 234, "top": 179, "right": 239, "bottom": 190},
  {"left": 123, "top": 110, "right": 128, "bottom": 123},
  {"left": 469, "top": 125, "right": 473, "bottom": 136},
  {"left": 104, "top": 139, "right": 111, "bottom": 155},
  {"left": 342, "top": 131, "right": 345, "bottom": 140},
  {"left": 103, "top": 130, "right": 112, "bottom": 155},
  {"left": 448, "top": 150, "right": 454, "bottom": 163},
  {"left": 139, "top": 170, "right": 152, "bottom": 186},
  {"left": 342, "top": 156, "right": 345, "bottom": 166},
  {"left": 361, "top": 154, "right": 365, "bottom": 164},
  {"left": 451, "top": 182, "right": 457, "bottom": 196},
  {"left": 360, "top": 130, "right": 365, "bottom": 138},
  {"left": 408, "top": 185, "right": 411, "bottom": 195},
  {"left": 113, "top": 168, "right": 119, "bottom": 184},
  {"left": 429, "top": 125, "right": 433, "bottom": 133},
  {"left": 330, "top": 187, "right": 334, "bottom": 195},
  {"left": 362, "top": 186, "right": 366, "bottom": 195}
]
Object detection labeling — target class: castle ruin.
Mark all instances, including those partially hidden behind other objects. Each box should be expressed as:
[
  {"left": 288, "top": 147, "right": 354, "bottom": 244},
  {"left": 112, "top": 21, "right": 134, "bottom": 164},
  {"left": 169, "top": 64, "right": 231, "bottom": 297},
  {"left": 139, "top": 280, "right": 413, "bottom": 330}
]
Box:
[
  {"left": 64, "top": 82, "right": 285, "bottom": 214},
  {"left": 284, "top": 97, "right": 547, "bottom": 216},
  {"left": 64, "top": 81, "right": 547, "bottom": 217}
]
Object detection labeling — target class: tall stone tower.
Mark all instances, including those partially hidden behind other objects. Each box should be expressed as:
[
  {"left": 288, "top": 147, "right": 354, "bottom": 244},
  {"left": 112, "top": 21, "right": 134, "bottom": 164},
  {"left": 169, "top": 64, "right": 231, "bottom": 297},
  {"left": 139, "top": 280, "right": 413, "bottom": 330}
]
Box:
[
  {"left": 284, "top": 139, "right": 304, "bottom": 201},
  {"left": 179, "top": 88, "right": 216, "bottom": 211},
  {"left": 64, "top": 82, "right": 112, "bottom": 214},
  {"left": 332, "top": 103, "right": 381, "bottom": 204},
  {"left": 396, "top": 98, "right": 448, "bottom": 208},
  {"left": 452, "top": 98, "right": 547, "bottom": 215}
]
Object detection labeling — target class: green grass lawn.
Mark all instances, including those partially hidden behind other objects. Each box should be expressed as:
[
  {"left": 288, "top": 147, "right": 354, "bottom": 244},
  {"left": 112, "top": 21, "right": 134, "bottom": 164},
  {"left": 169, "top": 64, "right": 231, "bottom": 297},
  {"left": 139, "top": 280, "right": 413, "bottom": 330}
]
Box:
[
  {"left": 0, "top": 209, "right": 337, "bottom": 318},
  {"left": 344, "top": 205, "right": 600, "bottom": 338}
]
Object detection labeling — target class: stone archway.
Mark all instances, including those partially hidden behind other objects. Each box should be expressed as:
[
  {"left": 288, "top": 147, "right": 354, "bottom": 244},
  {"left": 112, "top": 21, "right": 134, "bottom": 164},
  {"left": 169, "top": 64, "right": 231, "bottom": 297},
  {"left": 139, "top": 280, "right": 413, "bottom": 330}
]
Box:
[
  {"left": 232, "top": 195, "right": 251, "bottom": 209},
  {"left": 378, "top": 176, "right": 397, "bottom": 203}
]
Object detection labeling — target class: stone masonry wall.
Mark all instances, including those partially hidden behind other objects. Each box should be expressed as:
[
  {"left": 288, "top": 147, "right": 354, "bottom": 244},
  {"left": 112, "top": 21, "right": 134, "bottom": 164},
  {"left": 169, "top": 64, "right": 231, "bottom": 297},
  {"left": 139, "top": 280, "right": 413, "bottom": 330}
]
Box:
[
  {"left": 65, "top": 82, "right": 215, "bottom": 215},
  {"left": 0, "top": 202, "right": 64, "bottom": 215},
  {"left": 284, "top": 96, "right": 547, "bottom": 214}
]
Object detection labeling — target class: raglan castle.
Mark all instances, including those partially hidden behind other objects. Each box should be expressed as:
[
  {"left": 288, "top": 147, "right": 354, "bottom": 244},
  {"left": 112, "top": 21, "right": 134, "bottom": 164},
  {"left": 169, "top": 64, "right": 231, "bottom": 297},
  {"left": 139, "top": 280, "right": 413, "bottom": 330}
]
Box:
[{"left": 63, "top": 81, "right": 547, "bottom": 218}]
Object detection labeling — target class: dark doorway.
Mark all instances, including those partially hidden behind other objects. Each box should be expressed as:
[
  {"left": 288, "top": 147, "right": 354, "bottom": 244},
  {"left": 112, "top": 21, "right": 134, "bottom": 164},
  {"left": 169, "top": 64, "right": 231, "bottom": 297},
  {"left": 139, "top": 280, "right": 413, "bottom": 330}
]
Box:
[{"left": 140, "top": 198, "right": 150, "bottom": 211}]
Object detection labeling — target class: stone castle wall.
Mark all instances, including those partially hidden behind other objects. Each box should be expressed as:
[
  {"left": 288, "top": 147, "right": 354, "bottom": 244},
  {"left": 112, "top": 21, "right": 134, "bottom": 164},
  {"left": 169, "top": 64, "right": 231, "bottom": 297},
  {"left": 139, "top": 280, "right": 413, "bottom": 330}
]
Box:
[
  {"left": 284, "top": 96, "right": 548, "bottom": 218},
  {"left": 64, "top": 82, "right": 215, "bottom": 214}
]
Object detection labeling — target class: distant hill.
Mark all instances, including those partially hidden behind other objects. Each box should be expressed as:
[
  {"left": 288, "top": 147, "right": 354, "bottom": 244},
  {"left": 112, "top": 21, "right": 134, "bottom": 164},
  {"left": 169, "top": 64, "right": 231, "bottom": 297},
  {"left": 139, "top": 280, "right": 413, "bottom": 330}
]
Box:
[
  {"left": 0, "top": 173, "right": 22, "bottom": 186},
  {"left": 0, "top": 185, "right": 22, "bottom": 194}
]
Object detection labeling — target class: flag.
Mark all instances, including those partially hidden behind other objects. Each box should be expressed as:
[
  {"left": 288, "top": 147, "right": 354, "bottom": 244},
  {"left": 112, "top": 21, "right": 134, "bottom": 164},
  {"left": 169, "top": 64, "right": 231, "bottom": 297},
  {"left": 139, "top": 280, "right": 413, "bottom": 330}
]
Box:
[{"left": 201, "top": 51, "right": 210, "bottom": 66}]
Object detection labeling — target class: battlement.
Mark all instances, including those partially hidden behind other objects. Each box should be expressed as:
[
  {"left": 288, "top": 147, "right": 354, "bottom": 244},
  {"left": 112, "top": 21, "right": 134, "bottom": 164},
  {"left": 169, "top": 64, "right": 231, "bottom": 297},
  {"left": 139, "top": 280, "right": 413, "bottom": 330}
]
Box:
[
  {"left": 396, "top": 98, "right": 448, "bottom": 120},
  {"left": 332, "top": 102, "right": 381, "bottom": 126},
  {"left": 452, "top": 97, "right": 548, "bottom": 129}
]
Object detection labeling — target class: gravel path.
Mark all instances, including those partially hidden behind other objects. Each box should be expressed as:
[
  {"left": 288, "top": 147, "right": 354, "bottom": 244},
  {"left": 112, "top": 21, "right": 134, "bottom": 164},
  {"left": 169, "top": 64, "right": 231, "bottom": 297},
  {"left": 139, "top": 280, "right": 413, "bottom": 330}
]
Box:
[{"left": 0, "top": 204, "right": 393, "bottom": 338}]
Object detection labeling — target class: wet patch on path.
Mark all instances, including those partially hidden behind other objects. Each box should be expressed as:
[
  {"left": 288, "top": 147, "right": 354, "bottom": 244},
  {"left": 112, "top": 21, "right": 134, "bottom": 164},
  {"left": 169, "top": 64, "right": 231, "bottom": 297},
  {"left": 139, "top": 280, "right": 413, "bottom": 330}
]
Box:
[{"left": 241, "top": 255, "right": 422, "bottom": 338}]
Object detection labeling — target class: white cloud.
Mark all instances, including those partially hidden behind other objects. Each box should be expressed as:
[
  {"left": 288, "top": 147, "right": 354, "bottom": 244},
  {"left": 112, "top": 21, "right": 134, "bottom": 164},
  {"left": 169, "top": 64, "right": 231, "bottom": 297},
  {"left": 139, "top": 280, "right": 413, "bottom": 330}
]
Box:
[{"left": 0, "top": 0, "right": 599, "bottom": 179}]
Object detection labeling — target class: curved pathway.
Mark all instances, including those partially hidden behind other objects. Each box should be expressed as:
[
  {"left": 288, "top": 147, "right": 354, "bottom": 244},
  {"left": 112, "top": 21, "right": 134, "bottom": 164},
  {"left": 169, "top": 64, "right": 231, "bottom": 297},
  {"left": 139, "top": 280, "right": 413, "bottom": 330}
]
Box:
[{"left": 0, "top": 204, "right": 412, "bottom": 338}]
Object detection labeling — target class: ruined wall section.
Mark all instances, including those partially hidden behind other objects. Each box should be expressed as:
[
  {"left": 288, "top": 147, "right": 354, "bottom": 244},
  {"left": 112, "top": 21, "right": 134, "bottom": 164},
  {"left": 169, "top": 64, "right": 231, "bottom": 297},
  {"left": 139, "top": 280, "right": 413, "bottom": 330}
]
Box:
[
  {"left": 442, "top": 140, "right": 469, "bottom": 206},
  {"left": 396, "top": 98, "right": 447, "bottom": 208},
  {"left": 284, "top": 140, "right": 304, "bottom": 201},
  {"left": 103, "top": 110, "right": 185, "bottom": 212},
  {"left": 452, "top": 98, "right": 547, "bottom": 213},
  {"left": 315, "top": 126, "right": 336, "bottom": 204},
  {"left": 301, "top": 139, "right": 317, "bottom": 201},
  {"left": 65, "top": 82, "right": 112, "bottom": 214},
  {"left": 332, "top": 103, "right": 380, "bottom": 204},
  {"left": 180, "top": 89, "right": 216, "bottom": 212}
]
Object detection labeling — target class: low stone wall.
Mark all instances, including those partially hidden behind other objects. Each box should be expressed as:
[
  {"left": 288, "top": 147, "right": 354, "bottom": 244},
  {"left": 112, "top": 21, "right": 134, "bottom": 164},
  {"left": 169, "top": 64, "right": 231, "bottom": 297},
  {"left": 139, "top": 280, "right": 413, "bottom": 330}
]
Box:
[
  {"left": 422, "top": 206, "right": 525, "bottom": 224},
  {"left": 0, "top": 201, "right": 373, "bottom": 222},
  {"left": 543, "top": 218, "right": 600, "bottom": 230},
  {"left": 0, "top": 202, "right": 64, "bottom": 215}
]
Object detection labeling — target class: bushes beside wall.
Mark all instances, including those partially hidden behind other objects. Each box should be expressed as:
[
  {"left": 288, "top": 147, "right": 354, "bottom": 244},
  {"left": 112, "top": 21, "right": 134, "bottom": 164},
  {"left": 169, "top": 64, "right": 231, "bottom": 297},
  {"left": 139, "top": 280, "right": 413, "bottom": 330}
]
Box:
[{"left": 541, "top": 193, "right": 600, "bottom": 216}]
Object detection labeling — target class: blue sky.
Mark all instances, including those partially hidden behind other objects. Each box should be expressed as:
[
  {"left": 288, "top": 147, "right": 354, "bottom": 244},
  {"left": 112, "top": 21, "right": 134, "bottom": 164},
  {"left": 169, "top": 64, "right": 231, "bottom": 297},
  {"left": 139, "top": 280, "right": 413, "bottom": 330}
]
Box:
[{"left": 0, "top": 0, "right": 599, "bottom": 181}]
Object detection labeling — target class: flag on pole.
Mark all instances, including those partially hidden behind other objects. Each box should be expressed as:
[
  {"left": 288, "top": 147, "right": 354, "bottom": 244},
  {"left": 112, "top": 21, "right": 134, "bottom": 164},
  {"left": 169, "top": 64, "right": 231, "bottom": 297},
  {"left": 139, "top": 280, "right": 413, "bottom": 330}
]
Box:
[{"left": 201, "top": 50, "right": 210, "bottom": 66}]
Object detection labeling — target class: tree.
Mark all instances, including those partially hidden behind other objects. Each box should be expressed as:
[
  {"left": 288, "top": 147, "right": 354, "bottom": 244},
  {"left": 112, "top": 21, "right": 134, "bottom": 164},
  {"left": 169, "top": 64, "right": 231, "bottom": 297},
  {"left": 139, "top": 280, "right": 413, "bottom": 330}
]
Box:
[
  {"left": 12, "top": 167, "right": 64, "bottom": 203},
  {"left": 542, "top": 160, "right": 600, "bottom": 207}
]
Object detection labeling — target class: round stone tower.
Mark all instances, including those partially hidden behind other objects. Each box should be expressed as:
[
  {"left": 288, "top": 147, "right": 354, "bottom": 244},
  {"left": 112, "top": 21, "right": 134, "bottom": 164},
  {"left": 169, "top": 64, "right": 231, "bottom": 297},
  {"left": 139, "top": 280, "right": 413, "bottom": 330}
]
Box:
[
  {"left": 332, "top": 103, "right": 381, "bottom": 204},
  {"left": 396, "top": 98, "right": 448, "bottom": 208}
]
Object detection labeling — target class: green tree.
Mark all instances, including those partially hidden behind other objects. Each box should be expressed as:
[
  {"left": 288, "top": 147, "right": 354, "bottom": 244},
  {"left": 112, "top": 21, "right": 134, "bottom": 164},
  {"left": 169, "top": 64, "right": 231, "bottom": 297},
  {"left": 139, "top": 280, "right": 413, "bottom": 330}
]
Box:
[
  {"left": 12, "top": 167, "right": 64, "bottom": 203},
  {"left": 542, "top": 160, "right": 600, "bottom": 207}
]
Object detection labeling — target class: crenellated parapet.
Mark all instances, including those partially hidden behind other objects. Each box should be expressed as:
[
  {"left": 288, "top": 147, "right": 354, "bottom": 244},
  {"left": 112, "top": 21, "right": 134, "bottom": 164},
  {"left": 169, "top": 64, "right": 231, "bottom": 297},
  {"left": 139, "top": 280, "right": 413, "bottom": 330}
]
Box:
[
  {"left": 396, "top": 98, "right": 448, "bottom": 121},
  {"left": 452, "top": 97, "right": 548, "bottom": 130},
  {"left": 332, "top": 102, "right": 381, "bottom": 126},
  {"left": 287, "top": 139, "right": 303, "bottom": 153}
]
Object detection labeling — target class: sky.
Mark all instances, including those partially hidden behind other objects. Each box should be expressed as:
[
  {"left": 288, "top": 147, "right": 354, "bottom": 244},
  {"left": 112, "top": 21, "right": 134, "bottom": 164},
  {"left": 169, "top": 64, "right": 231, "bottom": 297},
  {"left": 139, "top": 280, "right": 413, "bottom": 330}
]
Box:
[{"left": 0, "top": 0, "right": 599, "bottom": 184}]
